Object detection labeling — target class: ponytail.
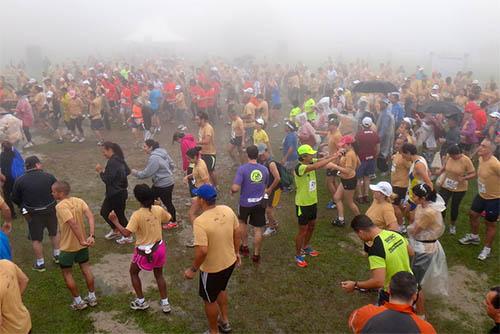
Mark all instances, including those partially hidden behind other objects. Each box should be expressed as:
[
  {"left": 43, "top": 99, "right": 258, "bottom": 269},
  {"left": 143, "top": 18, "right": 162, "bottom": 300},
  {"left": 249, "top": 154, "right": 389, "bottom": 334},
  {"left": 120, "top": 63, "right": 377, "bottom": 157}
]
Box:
[
  {"left": 133, "top": 184, "right": 155, "bottom": 210},
  {"left": 103, "top": 141, "right": 125, "bottom": 160},
  {"left": 412, "top": 183, "right": 437, "bottom": 202}
]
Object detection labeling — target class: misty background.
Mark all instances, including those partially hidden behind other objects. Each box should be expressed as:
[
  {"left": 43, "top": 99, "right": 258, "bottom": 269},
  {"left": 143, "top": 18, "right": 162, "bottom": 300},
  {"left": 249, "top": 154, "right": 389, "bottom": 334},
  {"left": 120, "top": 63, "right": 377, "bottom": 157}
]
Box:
[{"left": 1, "top": 0, "right": 499, "bottom": 80}]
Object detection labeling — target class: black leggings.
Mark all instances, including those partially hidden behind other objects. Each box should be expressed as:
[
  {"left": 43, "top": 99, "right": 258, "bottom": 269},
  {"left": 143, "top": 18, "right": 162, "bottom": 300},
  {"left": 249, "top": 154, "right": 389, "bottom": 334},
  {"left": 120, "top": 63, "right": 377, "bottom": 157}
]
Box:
[
  {"left": 23, "top": 127, "right": 32, "bottom": 142},
  {"left": 152, "top": 184, "right": 176, "bottom": 222},
  {"left": 439, "top": 188, "right": 466, "bottom": 222},
  {"left": 68, "top": 117, "right": 84, "bottom": 136},
  {"left": 100, "top": 191, "right": 128, "bottom": 229},
  {"left": 2, "top": 180, "right": 16, "bottom": 217}
]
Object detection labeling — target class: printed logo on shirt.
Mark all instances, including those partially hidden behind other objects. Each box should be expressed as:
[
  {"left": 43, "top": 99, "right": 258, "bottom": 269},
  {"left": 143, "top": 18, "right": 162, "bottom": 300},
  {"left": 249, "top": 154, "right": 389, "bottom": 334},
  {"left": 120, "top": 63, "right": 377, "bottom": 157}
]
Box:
[{"left": 250, "top": 169, "right": 264, "bottom": 183}]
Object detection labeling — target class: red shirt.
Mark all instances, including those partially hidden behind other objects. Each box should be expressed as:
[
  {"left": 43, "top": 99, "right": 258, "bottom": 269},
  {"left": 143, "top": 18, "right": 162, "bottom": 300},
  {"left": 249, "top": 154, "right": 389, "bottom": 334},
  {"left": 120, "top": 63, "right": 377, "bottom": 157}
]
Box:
[
  {"left": 163, "top": 81, "right": 176, "bottom": 102},
  {"left": 120, "top": 86, "right": 132, "bottom": 107},
  {"left": 473, "top": 109, "right": 487, "bottom": 131},
  {"left": 102, "top": 80, "right": 119, "bottom": 101},
  {"left": 355, "top": 128, "right": 380, "bottom": 161}
]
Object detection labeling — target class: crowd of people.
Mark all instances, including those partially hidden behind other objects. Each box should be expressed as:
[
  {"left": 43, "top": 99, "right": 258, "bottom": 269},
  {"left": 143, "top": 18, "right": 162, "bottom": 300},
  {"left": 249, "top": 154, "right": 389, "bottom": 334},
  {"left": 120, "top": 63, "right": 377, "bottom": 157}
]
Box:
[{"left": 0, "top": 57, "right": 499, "bottom": 333}]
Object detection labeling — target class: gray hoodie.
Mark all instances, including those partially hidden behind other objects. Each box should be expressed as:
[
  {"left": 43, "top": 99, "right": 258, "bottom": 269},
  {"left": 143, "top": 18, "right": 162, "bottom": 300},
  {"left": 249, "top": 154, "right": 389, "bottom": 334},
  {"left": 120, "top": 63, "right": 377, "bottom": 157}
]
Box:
[{"left": 134, "top": 148, "right": 175, "bottom": 187}]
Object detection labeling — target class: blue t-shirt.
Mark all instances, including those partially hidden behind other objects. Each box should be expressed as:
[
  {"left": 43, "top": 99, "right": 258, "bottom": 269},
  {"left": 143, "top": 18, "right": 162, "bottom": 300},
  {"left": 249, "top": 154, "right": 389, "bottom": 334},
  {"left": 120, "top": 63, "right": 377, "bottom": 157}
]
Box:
[
  {"left": 0, "top": 231, "right": 12, "bottom": 260},
  {"left": 282, "top": 132, "right": 299, "bottom": 162},
  {"left": 233, "top": 163, "right": 269, "bottom": 207},
  {"left": 149, "top": 89, "right": 162, "bottom": 111},
  {"left": 271, "top": 86, "right": 281, "bottom": 106}
]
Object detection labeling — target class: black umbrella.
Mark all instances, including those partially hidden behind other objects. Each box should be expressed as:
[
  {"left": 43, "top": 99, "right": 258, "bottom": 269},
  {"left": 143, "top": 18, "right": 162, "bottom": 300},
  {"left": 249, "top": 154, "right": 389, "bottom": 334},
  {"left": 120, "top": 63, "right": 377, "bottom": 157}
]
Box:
[
  {"left": 352, "top": 80, "right": 398, "bottom": 94},
  {"left": 418, "top": 101, "right": 462, "bottom": 116}
]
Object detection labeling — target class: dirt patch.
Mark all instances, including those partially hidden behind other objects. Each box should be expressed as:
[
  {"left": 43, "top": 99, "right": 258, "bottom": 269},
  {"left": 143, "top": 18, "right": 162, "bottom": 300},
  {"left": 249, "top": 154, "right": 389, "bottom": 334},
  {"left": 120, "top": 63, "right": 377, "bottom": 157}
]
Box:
[
  {"left": 92, "top": 253, "right": 158, "bottom": 295},
  {"left": 90, "top": 311, "right": 144, "bottom": 334},
  {"left": 338, "top": 241, "right": 365, "bottom": 256}
]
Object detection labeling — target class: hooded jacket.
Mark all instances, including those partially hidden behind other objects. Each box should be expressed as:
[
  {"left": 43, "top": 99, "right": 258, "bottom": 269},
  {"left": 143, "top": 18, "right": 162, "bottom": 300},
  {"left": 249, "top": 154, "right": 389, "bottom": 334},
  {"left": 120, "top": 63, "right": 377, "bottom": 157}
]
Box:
[
  {"left": 180, "top": 134, "right": 196, "bottom": 171},
  {"left": 100, "top": 154, "right": 131, "bottom": 197},
  {"left": 134, "top": 148, "right": 175, "bottom": 188}
]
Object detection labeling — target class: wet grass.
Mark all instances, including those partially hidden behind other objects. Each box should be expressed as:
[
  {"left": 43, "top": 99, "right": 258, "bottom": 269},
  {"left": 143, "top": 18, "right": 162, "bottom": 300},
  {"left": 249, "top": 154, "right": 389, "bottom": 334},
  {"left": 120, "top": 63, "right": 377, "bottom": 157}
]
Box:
[{"left": 10, "top": 118, "right": 500, "bottom": 333}]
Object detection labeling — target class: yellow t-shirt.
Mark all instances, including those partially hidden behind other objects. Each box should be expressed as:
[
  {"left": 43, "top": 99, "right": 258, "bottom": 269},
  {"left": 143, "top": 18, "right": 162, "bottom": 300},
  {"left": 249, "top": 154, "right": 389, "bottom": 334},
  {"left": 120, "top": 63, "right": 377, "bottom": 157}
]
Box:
[
  {"left": 198, "top": 123, "right": 216, "bottom": 155},
  {"left": 89, "top": 97, "right": 102, "bottom": 119},
  {"left": 193, "top": 159, "right": 210, "bottom": 188},
  {"left": 339, "top": 149, "right": 359, "bottom": 180},
  {"left": 366, "top": 200, "right": 398, "bottom": 230},
  {"left": 442, "top": 155, "right": 475, "bottom": 192},
  {"left": 253, "top": 129, "right": 269, "bottom": 146},
  {"left": 193, "top": 205, "right": 238, "bottom": 273},
  {"left": 231, "top": 117, "right": 244, "bottom": 138},
  {"left": 126, "top": 206, "right": 171, "bottom": 246},
  {"left": 258, "top": 100, "right": 269, "bottom": 122},
  {"left": 391, "top": 153, "right": 412, "bottom": 188},
  {"left": 243, "top": 102, "right": 256, "bottom": 128},
  {"left": 0, "top": 260, "right": 31, "bottom": 334},
  {"left": 327, "top": 129, "right": 342, "bottom": 155},
  {"left": 56, "top": 197, "right": 89, "bottom": 252},
  {"left": 477, "top": 156, "right": 500, "bottom": 199}
]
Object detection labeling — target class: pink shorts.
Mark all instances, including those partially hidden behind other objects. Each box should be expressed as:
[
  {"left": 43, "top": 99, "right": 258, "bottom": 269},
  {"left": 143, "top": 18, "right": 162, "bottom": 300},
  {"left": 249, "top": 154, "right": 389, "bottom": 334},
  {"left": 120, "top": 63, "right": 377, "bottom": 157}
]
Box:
[{"left": 132, "top": 240, "right": 166, "bottom": 271}]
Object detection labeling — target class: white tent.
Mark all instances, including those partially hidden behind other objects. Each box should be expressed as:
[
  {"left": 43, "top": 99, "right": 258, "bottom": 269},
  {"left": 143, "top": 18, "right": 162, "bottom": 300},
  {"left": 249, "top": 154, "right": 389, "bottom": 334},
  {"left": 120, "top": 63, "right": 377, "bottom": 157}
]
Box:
[{"left": 123, "top": 19, "right": 184, "bottom": 44}]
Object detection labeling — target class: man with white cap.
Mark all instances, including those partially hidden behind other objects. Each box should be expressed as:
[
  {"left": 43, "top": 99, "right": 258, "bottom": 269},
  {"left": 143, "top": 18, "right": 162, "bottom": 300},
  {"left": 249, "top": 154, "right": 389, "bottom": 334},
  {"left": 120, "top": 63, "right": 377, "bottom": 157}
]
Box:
[
  {"left": 253, "top": 118, "right": 272, "bottom": 155},
  {"left": 355, "top": 117, "right": 380, "bottom": 204},
  {"left": 376, "top": 98, "right": 395, "bottom": 173}
]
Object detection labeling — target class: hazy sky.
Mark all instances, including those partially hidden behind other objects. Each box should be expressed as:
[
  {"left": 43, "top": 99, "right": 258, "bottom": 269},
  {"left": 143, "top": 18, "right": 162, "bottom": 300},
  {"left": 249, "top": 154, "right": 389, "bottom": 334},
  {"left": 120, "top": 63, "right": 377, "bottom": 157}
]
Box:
[{"left": 1, "top": 0, "right": 499, "bottom": 77}]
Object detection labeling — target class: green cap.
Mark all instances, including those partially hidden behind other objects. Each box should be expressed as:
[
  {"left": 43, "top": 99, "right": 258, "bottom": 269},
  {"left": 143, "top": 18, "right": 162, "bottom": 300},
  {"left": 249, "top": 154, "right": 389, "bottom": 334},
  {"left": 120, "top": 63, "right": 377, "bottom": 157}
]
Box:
[{"left": 297, "top": 144, "right": 317, "bottom": 156}]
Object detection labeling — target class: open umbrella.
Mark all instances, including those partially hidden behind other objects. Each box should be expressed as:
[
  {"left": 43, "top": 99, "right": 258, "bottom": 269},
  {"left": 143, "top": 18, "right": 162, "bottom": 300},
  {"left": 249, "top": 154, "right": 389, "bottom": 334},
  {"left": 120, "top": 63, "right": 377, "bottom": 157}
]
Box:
[
  {"left": 418, "top": 101, "right": 462, "bottom": 116},
  {"left": 352, "top": 80, "right": 398, "bottom": 94}
]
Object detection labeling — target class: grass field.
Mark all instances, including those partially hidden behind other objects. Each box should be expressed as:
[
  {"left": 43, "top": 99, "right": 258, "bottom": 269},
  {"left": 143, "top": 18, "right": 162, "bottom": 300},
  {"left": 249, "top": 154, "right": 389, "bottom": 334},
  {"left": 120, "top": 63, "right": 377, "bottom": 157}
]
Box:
[{"left": 9, "top": 117, "right": 499, "bottom": 334}]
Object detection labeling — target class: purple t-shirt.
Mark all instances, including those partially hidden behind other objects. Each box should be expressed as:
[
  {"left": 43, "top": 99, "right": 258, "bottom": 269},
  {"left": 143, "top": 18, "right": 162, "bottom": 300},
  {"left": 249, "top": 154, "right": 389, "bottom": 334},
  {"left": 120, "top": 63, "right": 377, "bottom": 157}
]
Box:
[{"left": 233, "top": 162, "right": 269, "bottom": 207}]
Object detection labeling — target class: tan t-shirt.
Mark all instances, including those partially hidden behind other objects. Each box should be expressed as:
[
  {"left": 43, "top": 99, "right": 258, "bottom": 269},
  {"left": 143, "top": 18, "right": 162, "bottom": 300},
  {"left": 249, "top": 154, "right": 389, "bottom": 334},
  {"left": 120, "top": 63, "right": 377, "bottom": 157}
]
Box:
[
  {"left": 56, "top": 197, "right": 89, "bottom": 252},
  {"left": 193, "top": 159, "right": 210, "bottom": 187},
  {"left": 67, "top": 97, "right": 84, "bottom": 118},
  {"left": 89, "top": 97, "right": 102, "bottom": 119},
  {"left": 0, "top": 260, "right": 31, "bottom": 334},
  {"left": 339, "top": 149, "right": 359, "bottom": 180},
  {"left": 126, "top": 206, "right": 171, "bottom": 246},
  {"left": 258, "top": 100, "right": 269, "bottom": 122},
  {"left": 477, "top": 156, "right": 500, "bottom": 199},
  {"left": 442, "top": 155, "right": 475, "bottom": 192},
  {"left": 242, "top": 102, "right": 256, "bottom": 128},
  {"left": 198, "top": 123, "right": 216, "bottom": 155},
  {"left": 231, "top": 117, "right": 244, "bottom": 138},
  {"left": 193, "top": 205, "right": 238, "bottom": 273},
  {"left": 391, "top": 153, "right": 412, "bottom": 188},
  {"left": 366, "top": 200, "right": 398, "bottom": 230},
  {"left": 327, "top": 129, "right": 342, "bottom": 155}
]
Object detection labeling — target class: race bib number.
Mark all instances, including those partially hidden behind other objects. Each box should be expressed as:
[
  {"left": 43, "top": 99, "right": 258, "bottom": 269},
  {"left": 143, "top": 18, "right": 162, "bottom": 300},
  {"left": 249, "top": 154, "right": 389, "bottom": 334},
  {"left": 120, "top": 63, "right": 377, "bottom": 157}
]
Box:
[
  {"left": 444, "top": 178, "right": 458, "bottom": 190},
  {"left": 309, "top": 180, "right": 317, "bottom": 192},
  {"left": 478, "top": 181, "right": 486, "bottom": 194}
]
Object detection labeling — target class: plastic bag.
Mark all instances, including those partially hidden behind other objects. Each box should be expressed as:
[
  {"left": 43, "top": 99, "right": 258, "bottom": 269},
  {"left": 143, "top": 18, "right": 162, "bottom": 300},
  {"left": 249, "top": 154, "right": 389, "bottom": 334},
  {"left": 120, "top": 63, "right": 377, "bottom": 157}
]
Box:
[
  {"left": 431, "top": 151, "right": 442, "bottom": 169},
  {"left": 420, "top": 241, "right": 449, "bottom": 297}
]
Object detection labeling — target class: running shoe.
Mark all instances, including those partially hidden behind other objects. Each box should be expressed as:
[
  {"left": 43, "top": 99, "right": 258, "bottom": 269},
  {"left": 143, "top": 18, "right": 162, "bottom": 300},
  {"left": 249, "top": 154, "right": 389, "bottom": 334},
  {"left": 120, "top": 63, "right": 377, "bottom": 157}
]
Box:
[
  {"left": 23, "top": 141, "right": 34, "bottom": 148},
  {"left": 477, "top": 247, "right": 491, "bottom": 261},
  {"left": 116, "top": 236, "right": 134, "bottom": 244},
  {"left": 130, "top": 299, "right": 149, "bottom": 310},
  {"left": 104, "top": 230, "right": 120, "bottom": 240},
  {"left": 218, "top": 320, "right": 232, "bottom": 333},
  {"left": 326, "top": 200, "right": 336, "bottom": 209},
  {"left": 295, "top": 255, "right": 308, "bottom": 268},
  {"left": 70, "top": 136, "right": 78, "bottom": 143},
  {"left": 331, "top": 218, "right": 345, "bottom": 227},
  {"left": 84, "top": 295, "right": 98, "bottom": 307},
  {"left": 32, "top": 262, "right": 46, "bottom": 272},
  {"left": 239, "top": 245, "right": 250, "bottom": 257},
  {"left": 53, "top": 255, "right": 60, "bottom": 264},
  {"left": 458, "top": 234, "right": 480, "bottom": 245},
  {"left": 78, "top": 137, "right": 85, "bottom": 143},
  {"left": 302, "top": 247, "right": 320, "bottom": 257},
  {"left": 449, "top": 225, "right": 456, "bottom": 235},
  {"left": 163, "top": 222, "right": 178, "bottom": 230},
  {"left": 160, "top": 301, "right": 171, "bottom": 313},
  {"left": 252, "top": 254, "right": 261, "bottom": 264},
  {"left": 70, "top": 300, "right": 88, "bottom": 311},
  {"left": 56, "top": 138, "right": 64, "bottom": 144},
  {"left": 263, "top": 227, "right": 277, "bottom": 237}
]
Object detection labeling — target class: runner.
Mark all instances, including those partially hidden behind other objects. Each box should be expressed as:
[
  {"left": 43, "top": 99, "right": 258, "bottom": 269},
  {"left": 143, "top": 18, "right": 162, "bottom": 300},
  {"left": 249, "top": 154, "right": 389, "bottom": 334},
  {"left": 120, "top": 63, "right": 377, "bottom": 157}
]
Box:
[
  {"left": 391, "top": 137, "right": 412, "bottom": 229},
  {"left": 227, "top": 109, "right": 244, "bottom": 166},
  {"left": 355, "top": 117, "right": 380, "bottom": 204},
  {"left": 88, "top": 90, "right": 104, "bottom": 145},
  {"left": 196, "top": 111, "right": 218, "bottom": 187},
  {"left": 366, "top": 181, "right": 399, "bottom": 231},
  {"left": 0, "top": 259, "right": 31, "bottom": 333},
  {"left": 52, "top": 181, "right": 97, "bottom": 310},
  {"left": 231, "top": 145, "right": 269, "bottom": 263},
  {"left": 253, "top": 118, "right": 272, "bottom": 154}
]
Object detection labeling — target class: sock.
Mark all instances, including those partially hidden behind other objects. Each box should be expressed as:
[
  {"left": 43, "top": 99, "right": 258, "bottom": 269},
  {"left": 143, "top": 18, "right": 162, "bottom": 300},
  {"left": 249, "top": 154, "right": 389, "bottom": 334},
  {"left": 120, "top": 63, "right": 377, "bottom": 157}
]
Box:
[
  {"left": 136, "top": 297, "right": 145, "bottom": 304},
  {"left": 161, "top": 298, "right": 169, "bottom": 306},
  {"left": 36, "top": 258, "right": 45, "bottom": 266},
  {"left": 471, "top": 234, "right": 479, "bottom": 238},
  {"left": 338, "top": 216, "right": 344, "bottom": 221},
  {"left": 53, "top": 249, "right": 60, "bottom": 257},
  {"left": 483, "top": 247, "right": 491, "bottom": 252},
  {"left": 88, "top": 291, "right": 96, "bottom": 299},
  {"left": 74, "top": 296, "right": 82, "bottom": 304}
]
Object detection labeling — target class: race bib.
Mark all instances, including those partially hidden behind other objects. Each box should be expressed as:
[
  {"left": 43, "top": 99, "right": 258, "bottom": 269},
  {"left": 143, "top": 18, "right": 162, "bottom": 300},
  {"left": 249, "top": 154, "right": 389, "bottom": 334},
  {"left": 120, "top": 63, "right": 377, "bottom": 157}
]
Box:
[
  {"left": 309, "top": 180, "right": 316, "bottom": 192},
  {"left": 478, "top": 181, "right": 486, "bottom": 194},
  {"left": 444, "top": 178, "right": 458, "bottom": 190}
]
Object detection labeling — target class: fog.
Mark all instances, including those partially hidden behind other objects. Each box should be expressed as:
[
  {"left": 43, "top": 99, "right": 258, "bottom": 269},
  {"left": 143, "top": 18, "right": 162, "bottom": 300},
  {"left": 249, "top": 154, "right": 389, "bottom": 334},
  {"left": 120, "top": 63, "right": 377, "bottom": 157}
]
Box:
[{"left": 1, "top": 0, "right": 499, "bottom": 79}]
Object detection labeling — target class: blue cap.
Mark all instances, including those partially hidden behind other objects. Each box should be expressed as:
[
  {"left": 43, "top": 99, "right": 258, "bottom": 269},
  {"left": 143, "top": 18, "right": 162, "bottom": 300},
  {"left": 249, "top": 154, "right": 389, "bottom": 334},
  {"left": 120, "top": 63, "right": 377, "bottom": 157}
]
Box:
[{"left": 193, "top": 184, "right": 217, "bottom": 201}]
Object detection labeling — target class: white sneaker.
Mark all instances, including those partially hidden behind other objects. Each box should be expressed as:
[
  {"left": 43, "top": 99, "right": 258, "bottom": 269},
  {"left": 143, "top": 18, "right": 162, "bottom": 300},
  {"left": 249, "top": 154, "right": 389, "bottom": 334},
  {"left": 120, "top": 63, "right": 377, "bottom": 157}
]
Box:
[
  {"left": 458, "top": 234, "right": 480, "bottom": 245},
  {"left": 263, "top": 227, "right": 277, "bottom": 237},
  {"left": 23, "top": 142, "right": 34, "bottom": 148},
  {"left": 449, "top": 225, "right": 456, "bottom": 235},
  {"left": 477, "top": 247, "right": 491, "bottom": 261},
  {"left": 78, "top": 137, "right": 85, "bottom": 143},
  {"left": 116, "top": 236, "right": 134, "bottom": 244},
  {"left": 104, "top": 230, "right": 120, "bottom": 240},
  {"left": 70, "top": 136, "right": 78, "bottom": 143},
  {"left": 160, "top": 301, "right": 171, "bottom": 313},
  {"left": 84, "top": 295, "right": 98, "bottom": 307}
]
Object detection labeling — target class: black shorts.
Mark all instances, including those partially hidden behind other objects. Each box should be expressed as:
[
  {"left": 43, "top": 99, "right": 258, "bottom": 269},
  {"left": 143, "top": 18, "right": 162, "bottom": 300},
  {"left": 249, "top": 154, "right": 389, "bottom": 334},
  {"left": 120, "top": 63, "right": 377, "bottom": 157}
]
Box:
[
  {"left": 296, "top": 204, "right": 317, "bottom": 225},
  {"left": 356, "top": 159, "right": 376, "bottom": 178},
  {"left": 471, "top": 195, "right": 499, "bottom": 222},
  {"left": 272, "top": 103, "right": 282, "bottom": 110},
  {"left": 341, "top": 176, "right": 357, "bottom": 190},
  {"left": 90, "top": 119, "right": 104, "bottom": 130},
  {"left": 27, "top": 210, "right": 58, "bottom": 241},
  {"left": 393, "top": 186, "right": 408, "bottom": 206},
  {"left": 326, "top": 169, "right": 339, "bottom": 177},
  {"left": 49, "top": 116, "right": 60, "bottom": 130},
  {"left": 201, "top": 154, "right": 216, "bottom": 172},
  {"left": 230, "top": 136, "right": 243, "bottom": 147},
  {"left": 199, "top": 262, "right": 236, "bottom": 303},
  {"left": 238, "top": 205, "right": 266, "bottom": 227}
]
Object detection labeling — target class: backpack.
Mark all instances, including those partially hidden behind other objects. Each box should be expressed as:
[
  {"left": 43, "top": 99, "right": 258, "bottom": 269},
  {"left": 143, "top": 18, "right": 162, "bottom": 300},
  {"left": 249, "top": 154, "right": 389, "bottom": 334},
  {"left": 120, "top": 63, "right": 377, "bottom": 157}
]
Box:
[
  {"left": 11, "top": 148, "right": 25, "bottom": 180},
  {"left": 267, "top": 160, "right": 294, "bottom": 189}
]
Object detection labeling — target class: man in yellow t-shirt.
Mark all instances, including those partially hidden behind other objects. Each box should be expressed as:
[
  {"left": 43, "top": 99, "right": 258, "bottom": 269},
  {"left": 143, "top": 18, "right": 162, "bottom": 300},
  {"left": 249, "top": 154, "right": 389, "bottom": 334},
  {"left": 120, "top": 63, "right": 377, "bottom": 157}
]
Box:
[
  {"left": 52, "top": 181, "right": 97, "bottom": 311},
  {"left": 0, "top": 260, "right": 31, "bottom": 334},
  {"left": 184, "top": 184, "right": 240, "bottom": 334},
  {"left": 253, "top": 118, "right": 272, "bottom": 155},
  {"left": 459, "top": 139, "right": 500, "bottom": 260}
]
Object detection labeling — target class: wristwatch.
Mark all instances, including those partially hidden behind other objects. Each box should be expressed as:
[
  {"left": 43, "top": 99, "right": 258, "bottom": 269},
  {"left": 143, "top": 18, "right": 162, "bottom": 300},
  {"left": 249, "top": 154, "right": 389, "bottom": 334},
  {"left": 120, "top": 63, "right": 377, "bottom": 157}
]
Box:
[{"left": 190, "top": 266, "right": 198, "bottom": 273}]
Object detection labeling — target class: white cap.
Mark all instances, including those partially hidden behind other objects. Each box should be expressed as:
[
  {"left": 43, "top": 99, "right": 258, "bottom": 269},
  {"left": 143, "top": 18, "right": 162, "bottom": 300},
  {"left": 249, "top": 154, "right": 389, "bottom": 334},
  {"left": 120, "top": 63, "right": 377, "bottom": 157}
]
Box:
[
  {"left": 210, "top": 66, "right": 218, "bottom": 72},
  {"left": 432, "top": 84, "right": 439, "bottom": 90},
  {"left": 359, "top": 96, "right": 369, "bottom": 103},
  {"left": 418, "top": 66, "right": 424, "bottom": 71},
  {"left": 352, "top": 80, "right": 360, "bottom": 85},
  {"left": 67, "top": 73, "right": 74, "bottom": 81},
  {"left": 472, "top": 79, "right": 479, "bottom": 85},
  {"left": 103, "top": 73, "right": 109, "bottom": 79},
  {"left": 46, "top": 91, "right": 54, "bottom": 98},
  {"left": 362, "top": 117, "right": 373, "bottom": 127},
  {"left": 243, "top": 87, "right": 254, "bottom": 94},
  {"left": 369, "top": 181, "right": 393, "bottom": 197},
  {"left": 402, "top": 117, "right": 414, "bottom": 126},
  {"left": 337, "top": 87, "right": 344, "bottom": 92},
  {"left": 82, "top": 80, "right": 90, "bottom": 85},
  {"left": 59, "top": 77, "right": 65, "bottom": 82},
  {"left": 255, "top": 118, "right": 265, "bottom": 125},
  {"left": 28, "top": 78, "right": 37, "bottom": 84},
  {"left": 175, "top": 85, "right": 181, "bottom": 90},
  {"left": 489, "top": 111, "right": 500, "bottom": 119}
]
